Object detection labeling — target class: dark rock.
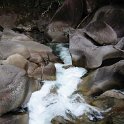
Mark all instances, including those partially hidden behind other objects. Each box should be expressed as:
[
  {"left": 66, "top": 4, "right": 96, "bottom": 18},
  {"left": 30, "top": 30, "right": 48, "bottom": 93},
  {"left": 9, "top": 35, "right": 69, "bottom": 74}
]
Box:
[
  {"left": 91, "top": 6, "right": 124, "bottom": 38},
  {"left": 46, "top": 0, "right": 86, "bottom": 42},
  {"left": 0, "top": 112, "right": 28, "bottom": 124},
  {"left": 51, "top": 0, "right": 85, "bottom": 27},
  {"left": 0, "top": 13, "right": 17, "bottom": 28}
]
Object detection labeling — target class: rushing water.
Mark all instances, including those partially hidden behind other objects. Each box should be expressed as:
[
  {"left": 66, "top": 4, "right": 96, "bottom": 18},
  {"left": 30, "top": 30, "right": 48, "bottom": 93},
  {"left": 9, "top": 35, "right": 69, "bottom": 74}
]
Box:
[{"left": 28, "top": 44, "right": 103, "bottom": 124}]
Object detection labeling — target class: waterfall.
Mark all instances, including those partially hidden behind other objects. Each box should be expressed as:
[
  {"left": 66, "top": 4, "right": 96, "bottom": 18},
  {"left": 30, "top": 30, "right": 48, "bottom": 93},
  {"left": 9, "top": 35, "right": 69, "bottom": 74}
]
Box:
[{"left": 28, "top": 44, "right": 103, "bottom": 124}]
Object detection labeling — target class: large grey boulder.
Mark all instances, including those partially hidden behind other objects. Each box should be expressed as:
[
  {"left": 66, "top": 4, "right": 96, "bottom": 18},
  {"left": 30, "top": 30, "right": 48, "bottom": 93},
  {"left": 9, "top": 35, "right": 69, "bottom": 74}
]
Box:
[
  {"left": 69, "top": 30, "right": 124, "bottom": 69},
  {"left": 0, "top": 65, "right": 34, "bottom": 116},
  {"left": 84, "top": 21, "right": 117, "bottom": 45},
  {"left": 91, "top": 6, "right": 124, "bottom": 38}
]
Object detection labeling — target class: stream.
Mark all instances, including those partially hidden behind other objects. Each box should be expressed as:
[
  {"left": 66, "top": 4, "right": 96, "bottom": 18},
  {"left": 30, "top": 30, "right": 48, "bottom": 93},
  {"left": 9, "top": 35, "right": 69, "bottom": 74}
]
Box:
[{"left": 28, "top": 43, "right": 103, "bottom": 124}]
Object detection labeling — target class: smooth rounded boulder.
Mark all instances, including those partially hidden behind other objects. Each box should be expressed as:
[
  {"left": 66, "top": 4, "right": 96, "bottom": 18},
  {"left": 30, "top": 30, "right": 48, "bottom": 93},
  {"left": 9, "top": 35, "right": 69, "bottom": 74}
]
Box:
[
  {"left": 91, "top": 6, "right": 124, "bottom": 38},
  {"left": 0, "top": 65, "right": 33, "bottom": 116},
  {"left": 84, "top": 21, "right": 117, "bottom": 45},
  {"left": 0, "top": 41, "right": 30, "bottom": 59}
]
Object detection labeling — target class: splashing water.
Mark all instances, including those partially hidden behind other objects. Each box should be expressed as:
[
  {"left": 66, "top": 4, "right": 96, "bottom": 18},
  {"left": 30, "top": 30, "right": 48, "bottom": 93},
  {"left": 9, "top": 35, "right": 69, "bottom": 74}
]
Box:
[{"left": 28, "top": 44, "right": 103, "bottom": 124}]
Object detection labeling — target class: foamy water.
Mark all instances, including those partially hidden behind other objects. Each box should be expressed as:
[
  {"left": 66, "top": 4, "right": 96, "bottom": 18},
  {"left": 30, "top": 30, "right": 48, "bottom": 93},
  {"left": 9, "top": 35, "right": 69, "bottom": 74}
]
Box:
[{"left": 28, "top": 44, "right": 103, "bottom": 124}]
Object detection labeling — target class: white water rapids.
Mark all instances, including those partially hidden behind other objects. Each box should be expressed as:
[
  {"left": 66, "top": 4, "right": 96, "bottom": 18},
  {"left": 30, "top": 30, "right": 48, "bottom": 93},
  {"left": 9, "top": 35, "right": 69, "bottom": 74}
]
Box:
[{"left": 28, "top": 44, "right": 103, "bottom": 124}]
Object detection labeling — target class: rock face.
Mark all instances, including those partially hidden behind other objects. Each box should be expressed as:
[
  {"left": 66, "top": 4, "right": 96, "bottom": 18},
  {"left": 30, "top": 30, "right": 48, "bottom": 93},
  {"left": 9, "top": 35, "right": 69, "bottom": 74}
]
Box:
[
  {"left": 42, "top": 62, "right": 56, "bottom": 80},
  {"left": 0, "top": 13, "right": 17, "bottom": 28},
  {"left": 84, "top": 21, "right": 117, "bottom": 45},
  {"left": 1, "top": 29, "right": 52, "bottom": 53},
  {"left": 91, "top": 6, "right": 124, "bottom": 38},
  {"left": 0, "top": 41, "right": 30, "bottom": 59},
  {"left": 0, "top": 29, "right": 61, "bottom": 80},
  {"left": 46, "top": 21, "right": 70, "bottom": 43},
  {"left": 70, "top": 5, "right": 124, "bottom": 68},
  {"left": 69, "top": 30, "right": 124, "bottom": 69},
  {"left": 0, "top": 112, "right": 28, "bottom": 124},
  {"left": 78, "top": 60, "right": 124, "bottom": 96},
  {"left": 46, "top": 0, "right": 85, "bottom": 42},
  {"left": 0, "top": 65, "right": 32, "bottom": 116}
]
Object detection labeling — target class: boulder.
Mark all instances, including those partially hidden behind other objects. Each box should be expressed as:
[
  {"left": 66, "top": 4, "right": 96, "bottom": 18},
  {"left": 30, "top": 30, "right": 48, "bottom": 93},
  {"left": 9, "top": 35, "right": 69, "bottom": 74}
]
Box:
[
  {"left": 46, "top": 0, "right": 85, "bottom": 42},
  {"left": 69, "top": 30, "right": 124, "bottom": 69},
  {"left": 91, "top": 6, "right": 124, "bottom": 38},
  {"left": 98, "top": 90, "right": 124, "bottom": 100},
  {"left": 1, "top": 29, "right": 61, "bottom": 63},
  {"left": 0, "top": 29, "right": 60, "bottom": 81},
  {"left": 0, "top": 41, "right": 30, "bottom": 59},
  {"left": 46, "top": 21, "right": 70, "bottom": 43},
  {"left": 84, "top": 21, "right": 117, "bottom": 45},
  {"left": 27, "top": 62, "right": 56, "bottom": 80},
  {"left": 27, "top": 62, "right": 42, "bottom": 80},
  {"left": 1, "top": 54, "right": 28, "bottom": 69},
  {"left": 78, "top": 60, "right": 124, "bottom": 97},
  {"left": 1, "top": 29, "right": 52, "bottom": 53},
  {"left": 42, "top": 62, "right": 56, "bottom": 80},
  {"left": 0, "top": 65, "right": 36, "bottom": 116}
]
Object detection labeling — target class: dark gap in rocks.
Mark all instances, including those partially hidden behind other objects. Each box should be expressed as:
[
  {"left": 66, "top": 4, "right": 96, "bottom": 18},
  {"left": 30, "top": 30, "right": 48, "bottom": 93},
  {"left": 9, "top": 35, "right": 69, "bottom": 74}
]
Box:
[
  {"left": 114, "top": 72, "right": 124, "bottom": 85},
  {"left": 12, "top": 26, "right": 48, "bottom": 44},
  {"left": 12, "top": 28, "right": 25, "bottom": 34},
  {"left": 27, "top": 30, "right": 46, "bottom": 44},
  {"left": 84, "top": 33, "right": 103, "bottom": 46},
  {"left": 2, "top": 107, "right": 28, "bottom": 116},
  {"left": 101, "top": 58, "right": 124, "bottom": 67}
]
